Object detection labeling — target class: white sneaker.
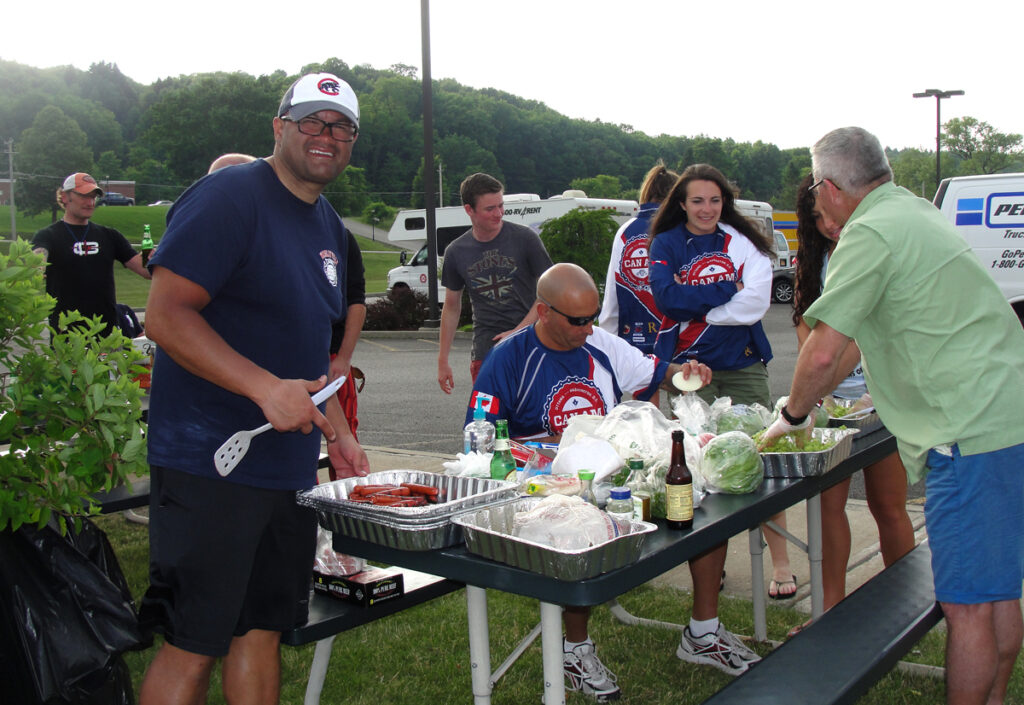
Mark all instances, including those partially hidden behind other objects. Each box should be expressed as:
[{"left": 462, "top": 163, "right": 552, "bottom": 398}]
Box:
[
  {"left": 676, "top": 625, "right": 761, "bottom": 676},
  {"left": 563, "top": 640, "right": 621, "bottom": 701}
]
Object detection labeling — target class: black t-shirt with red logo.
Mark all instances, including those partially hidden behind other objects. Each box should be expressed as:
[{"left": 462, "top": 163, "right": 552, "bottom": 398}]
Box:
[{"left": 31, "top": 220, "right": 137, "bottom": 335}]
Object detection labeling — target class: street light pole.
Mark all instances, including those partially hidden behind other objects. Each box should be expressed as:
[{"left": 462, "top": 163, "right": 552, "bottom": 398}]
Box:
[{"left": 913, "top": 88, "right": 964, "bottom": 195}]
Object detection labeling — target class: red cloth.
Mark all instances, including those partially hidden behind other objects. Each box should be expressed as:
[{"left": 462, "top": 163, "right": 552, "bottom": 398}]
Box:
[{"left": 326, "top": 359, "right": 360, "bottom": 482}]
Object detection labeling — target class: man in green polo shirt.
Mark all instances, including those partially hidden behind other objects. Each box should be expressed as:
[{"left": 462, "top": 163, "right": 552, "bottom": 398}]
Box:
[{"left": 761, "top": 126, "right": 1024, "bottom": 705}]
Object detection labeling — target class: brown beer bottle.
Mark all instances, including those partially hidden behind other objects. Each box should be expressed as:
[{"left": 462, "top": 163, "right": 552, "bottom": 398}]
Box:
[{"left": 665, "top": 430, "right": 694, "bottom": 530}]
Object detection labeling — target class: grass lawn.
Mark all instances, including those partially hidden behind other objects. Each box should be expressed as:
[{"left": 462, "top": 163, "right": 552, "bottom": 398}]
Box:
[
  {"left": 92, "top": 511, "right": 1010, "bottom": 705},
  {"left": 1, "top": 207, "right": 400, "bottom": 307}
]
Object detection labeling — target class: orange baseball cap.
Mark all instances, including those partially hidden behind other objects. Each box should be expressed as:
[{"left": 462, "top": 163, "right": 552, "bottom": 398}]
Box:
[{"left": 61, "top": 172, "right": 104, "bottom": 196}]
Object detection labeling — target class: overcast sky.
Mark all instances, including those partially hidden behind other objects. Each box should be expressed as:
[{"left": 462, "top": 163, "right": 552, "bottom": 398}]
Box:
[{"left": 6, "top": 1, "right": 1021, "bottom": 152}]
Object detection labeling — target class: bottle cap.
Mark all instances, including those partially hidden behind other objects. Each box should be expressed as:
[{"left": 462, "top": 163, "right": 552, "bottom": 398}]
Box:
[
  {"left": 627, "top": 458, "right": 643, "bottom": 469},
  {"left": 610, "top": 486, "right": 631, "bottom": 499},
  {"left": 578, "top": 470, "right": 595, "bottom": 480}
]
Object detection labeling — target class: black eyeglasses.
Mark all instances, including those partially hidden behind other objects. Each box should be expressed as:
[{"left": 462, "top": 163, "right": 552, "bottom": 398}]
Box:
[
  {"left": 808, "top": 177, "right": 841, "bottom": 194},
  {"left": 540, "top": 298, "right": 599, "bottom": 327},
  {"left": 282, "top": 116, "right": 358, "bottom": 142}
]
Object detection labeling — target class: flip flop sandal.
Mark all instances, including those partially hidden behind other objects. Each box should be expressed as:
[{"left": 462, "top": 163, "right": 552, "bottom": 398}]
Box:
[{"left": 768, "top": 574, "right": 798, "bottom": 600}]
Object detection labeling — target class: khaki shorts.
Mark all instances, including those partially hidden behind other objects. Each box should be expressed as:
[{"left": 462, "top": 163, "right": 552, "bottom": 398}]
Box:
[{"left": 694, "top": 362, "right": 770, "bottom": 408}]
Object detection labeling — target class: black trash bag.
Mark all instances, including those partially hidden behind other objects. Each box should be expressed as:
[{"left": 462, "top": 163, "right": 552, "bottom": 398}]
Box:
[{"left": 0, "top": 517, "right": 149, "bottom": 704}]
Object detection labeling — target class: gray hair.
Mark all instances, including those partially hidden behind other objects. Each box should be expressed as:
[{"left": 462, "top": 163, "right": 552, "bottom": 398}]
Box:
[{"left": 811, "top": 127, "right": 893, "bottom": 197}]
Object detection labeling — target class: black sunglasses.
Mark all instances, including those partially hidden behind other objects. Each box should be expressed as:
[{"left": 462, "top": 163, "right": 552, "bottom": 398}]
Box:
[
  {"left": 808, "top": 177, "right": 842, "bottom": 194},
  {"left": 541, "top": 298, "right": 599, "bottom": 327}
]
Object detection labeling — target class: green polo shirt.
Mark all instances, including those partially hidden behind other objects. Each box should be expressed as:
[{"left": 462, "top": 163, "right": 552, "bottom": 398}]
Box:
[{"left": 804, "top": 182, "right": 1024, "bottom": 482}]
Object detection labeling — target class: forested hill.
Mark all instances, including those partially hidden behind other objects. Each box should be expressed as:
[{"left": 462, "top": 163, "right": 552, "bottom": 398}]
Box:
[{"left": 3, "top": 56, "right": 981, "bottom": 218}]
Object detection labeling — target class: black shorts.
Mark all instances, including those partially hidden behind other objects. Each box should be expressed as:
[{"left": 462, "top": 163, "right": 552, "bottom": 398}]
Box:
[{"left": 139, "top": 466, "right": 317, "bottom": 657}]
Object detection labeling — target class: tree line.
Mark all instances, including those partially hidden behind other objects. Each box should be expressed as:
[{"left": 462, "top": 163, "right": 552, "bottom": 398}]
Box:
[{"left": 2, "top": 57, "right": 1021, "bottom": 224}]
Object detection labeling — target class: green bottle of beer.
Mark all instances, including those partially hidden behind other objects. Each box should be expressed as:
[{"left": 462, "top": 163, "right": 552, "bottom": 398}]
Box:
[{"left": 490, "top": 419, "right": 516, "bottom": 480}]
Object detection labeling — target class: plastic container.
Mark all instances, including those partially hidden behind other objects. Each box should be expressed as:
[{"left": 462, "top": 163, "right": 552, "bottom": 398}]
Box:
[
  {"left": 578, "top": 470, "right": 597, "bottom": 506},
  {"left": 605, "top": 487, "right": 634, "bottom": 522},
  {"left": 464, "top": 402, "right": 495, "bottom": 454}
]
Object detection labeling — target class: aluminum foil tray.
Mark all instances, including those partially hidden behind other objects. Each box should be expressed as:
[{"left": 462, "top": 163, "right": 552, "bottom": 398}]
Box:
[
  {"left": 451, "top": 499, "right": 657, "bottom": 581},
  {"left": 298, "top": 471, "right": 517, "bottom": 522},
  {"left": 761, "top": 427, "right": 859, "bottom": 478},
  {"left": 825, "top": 398, "right": 883, "bottom": 433},
  {"left": 297, "top": 472, "right": 518, "bottom": 551}
]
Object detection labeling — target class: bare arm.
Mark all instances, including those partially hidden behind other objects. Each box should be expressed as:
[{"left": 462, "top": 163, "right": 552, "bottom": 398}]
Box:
[
  {"left": 784, "top": 321, "right": 852, "bottom": 418},
  {"left": 323, "top": 391, "right": 369, "bottom": 478},
  {"left": 123, "top": 253, "right": 152, "bottom": 280},
  {"left": 437, "top": 287, "right": 463, "bottom": 394},
  {"left": 329, "top": 303, "right": 367, "bottom": 379},
  {"left": 493, "top": 300, "right": 541, "bottom": 344},
  {"left": 145, "top": 265, "right": 338, "bottom": 438},
  {"left": 795, "top": 317, "right": 860, "bottom": 391}
]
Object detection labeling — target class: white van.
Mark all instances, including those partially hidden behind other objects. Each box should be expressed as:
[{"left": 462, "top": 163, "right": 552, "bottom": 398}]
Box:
[{"left": 933, "top": 173, "right": 1024, "bottom": 321}]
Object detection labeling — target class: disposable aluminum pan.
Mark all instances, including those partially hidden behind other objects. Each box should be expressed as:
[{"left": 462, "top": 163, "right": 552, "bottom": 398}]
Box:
[
  {"left": 296, "top": 472, "right": 518, "bottom": 551},
  {"left": 761, "top": 427, "right": 859, "bottom": 478},
  {"left": 451, "top": 498, "right": 657, "bottom": 581},
  {"left": 298, "top": 471, "right": 517, "bottom": 522},
  {"left": 826, "top": 398, "right": 883, "bottom": 434}
]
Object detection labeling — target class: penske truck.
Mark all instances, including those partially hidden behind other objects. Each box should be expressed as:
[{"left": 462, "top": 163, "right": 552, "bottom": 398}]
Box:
[{"left": 933, "top": 173, "right": 1024, "bottom": 322}]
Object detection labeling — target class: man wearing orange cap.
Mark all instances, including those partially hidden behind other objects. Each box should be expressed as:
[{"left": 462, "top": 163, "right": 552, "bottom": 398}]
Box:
[{"left": 31, "top": 172, "right": 151, "bottom": 336}]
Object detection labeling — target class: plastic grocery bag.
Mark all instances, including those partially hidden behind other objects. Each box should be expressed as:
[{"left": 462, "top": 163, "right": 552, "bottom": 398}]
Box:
[
  {"left": 442, "top": 451, "right": 492, "bottom": 477},
  {"left": 701, "top": 431, "right": 765, "bottom": 494},
  {"left": 551, "top": 436, "right": 623, "bottom": 483},
  {"left": 0, "top": 518, "right": 147, "bottom": 705},
  {"left": 569, "top": 401, "right": 706, "bottom": 517},
  {"left": 313, "top": 526, "right": 365, "bottom": 577}
]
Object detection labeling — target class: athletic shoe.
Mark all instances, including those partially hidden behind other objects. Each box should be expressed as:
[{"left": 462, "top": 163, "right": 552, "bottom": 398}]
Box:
[
  {"left": 563, "top": 640, "right": 621, "bottom": 701},
  {"left": 676, "top": 625, "right": 761, "bottom": 676}
]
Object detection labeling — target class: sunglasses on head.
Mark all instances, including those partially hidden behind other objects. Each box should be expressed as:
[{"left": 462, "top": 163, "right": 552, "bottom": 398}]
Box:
[{"left": 540, "top": 298, "right": 599, "bottom": 327}]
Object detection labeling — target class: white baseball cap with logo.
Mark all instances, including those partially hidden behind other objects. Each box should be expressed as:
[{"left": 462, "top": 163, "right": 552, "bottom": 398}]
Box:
[{"left": 277, "top": 73, "right": 359, "bottom": 129}]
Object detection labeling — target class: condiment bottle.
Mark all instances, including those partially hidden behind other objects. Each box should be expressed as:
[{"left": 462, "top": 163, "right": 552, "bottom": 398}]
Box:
[
  {"left": 605, "top": 487, "right": 634, "bottom": 523},
  {"left": 464, "top": 400, "right": 495, "bottom": 454},
  {"left": 578, "top": 470, "right": 597, "bottom": 506},
  {"left": 665, "top": 430, "right": 694, "bottom": 529},
  {"left": 489, "top": 419, "right": 516, "bottom": 480}
]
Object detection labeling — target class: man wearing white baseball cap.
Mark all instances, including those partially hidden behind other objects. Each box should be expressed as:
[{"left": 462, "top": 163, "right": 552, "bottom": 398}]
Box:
[
  {"left": 30, "top": 172, "right": 151, "bottom": 336},
  {"left": 139, "top": 72, "right": 368, "bottom": 705}
]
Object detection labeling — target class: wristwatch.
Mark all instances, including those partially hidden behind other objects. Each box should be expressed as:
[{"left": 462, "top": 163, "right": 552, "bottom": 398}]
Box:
[{"left": 780, "top": 405, "right": 809, "bottom": 426}]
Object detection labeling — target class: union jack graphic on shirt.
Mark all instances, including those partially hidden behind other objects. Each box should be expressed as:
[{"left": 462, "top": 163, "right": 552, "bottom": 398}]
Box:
[{"left": 470, "top": 273, "right": 515, "bottom": 301}]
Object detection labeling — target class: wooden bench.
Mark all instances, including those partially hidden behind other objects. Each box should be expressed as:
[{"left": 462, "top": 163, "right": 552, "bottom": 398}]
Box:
[{"left": 703, "top": 542, "right": 943, "bottom": 705}]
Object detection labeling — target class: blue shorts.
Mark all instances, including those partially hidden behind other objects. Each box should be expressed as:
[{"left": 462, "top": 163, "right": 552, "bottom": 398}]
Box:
[{"left": 925, "top": 442, "right": 1024, "bottom": 604}]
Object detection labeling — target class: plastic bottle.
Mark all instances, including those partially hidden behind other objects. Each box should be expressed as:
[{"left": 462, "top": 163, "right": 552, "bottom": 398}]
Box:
[
  {"left": 463, "top": 401, "right": 495, "bottom": 454},
  {"left": 605, "top": 487, "right": 633, "bottom": 523},
  {"left": 578, "top": 470, "right": 597, "bottom": 506},
  {"left": 489, "top": 419, "right": 516, "bottom": 480},
  {"left": 625, "top": 458, "right": 648, "bottom": 520},
  {"left": 665, "top": 430, "right": 694, "bottom": 529}
]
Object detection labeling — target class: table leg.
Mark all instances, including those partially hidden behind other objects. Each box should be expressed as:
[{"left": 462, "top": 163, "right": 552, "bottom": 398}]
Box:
[
  {"left": 806, "top": 493, "right": 824, "bottom": 619},
  {"left": 303, "top": 635, "right": 336, "bottom": 705},
  {"left": 540, "top": 601, "right": 566, "bottom": 705},
  {"left": 749, "top": 526, "right": 767, "bottom": 641},
  {"left": 466, "top": 586, "right": 492, "bottom": 705}
]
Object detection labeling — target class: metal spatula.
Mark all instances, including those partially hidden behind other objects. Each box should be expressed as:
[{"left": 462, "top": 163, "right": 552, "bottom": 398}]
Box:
[{"left": 213, "top": 375, "right": 347, "bottom": 476}]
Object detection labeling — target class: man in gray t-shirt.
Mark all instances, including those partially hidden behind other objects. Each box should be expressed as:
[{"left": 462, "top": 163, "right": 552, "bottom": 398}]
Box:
[{"left": 437, "top": 173, "right": 552, "bottom": 394}]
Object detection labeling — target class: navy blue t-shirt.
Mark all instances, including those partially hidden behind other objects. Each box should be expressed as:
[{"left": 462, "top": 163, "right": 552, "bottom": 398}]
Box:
[{"left": 146, "top": 159, "right": 347, "bottom": 489}]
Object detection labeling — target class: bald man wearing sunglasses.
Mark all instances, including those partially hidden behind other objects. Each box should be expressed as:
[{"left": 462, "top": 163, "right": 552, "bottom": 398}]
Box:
[{"left": 465, "top": 261, "right": 713, "bottom": 701}]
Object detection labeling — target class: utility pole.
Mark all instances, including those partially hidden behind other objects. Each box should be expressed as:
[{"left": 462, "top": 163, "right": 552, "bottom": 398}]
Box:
[
  {"left": 4, "top": 138, "right": 15, "bottom": 239},
  {"left": 913, "top": 88, "right": 964, "bottom": 195},
  {"left": 438, "top": 159, "right": 444, "bottom": 208}
]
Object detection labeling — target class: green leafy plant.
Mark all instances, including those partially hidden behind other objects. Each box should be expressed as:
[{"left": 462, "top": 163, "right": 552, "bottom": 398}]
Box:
[
  {"left": 538, "top": 208, "right": 618, "bottom": 287},
  {"left": 0, "top": 239, "right": 148, "bottom": 534}
]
